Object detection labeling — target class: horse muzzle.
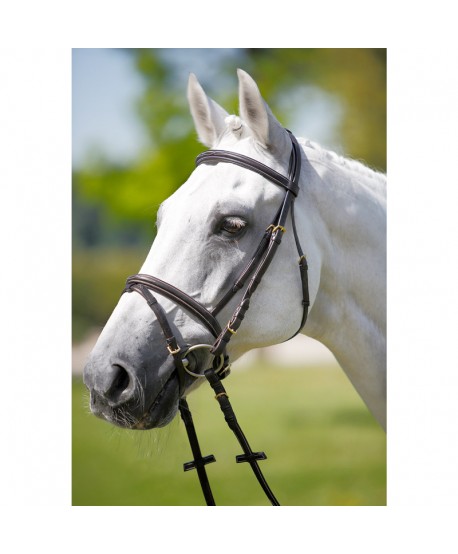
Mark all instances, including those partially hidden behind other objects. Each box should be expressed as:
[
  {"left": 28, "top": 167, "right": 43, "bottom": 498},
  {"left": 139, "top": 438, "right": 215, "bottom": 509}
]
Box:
[{"left": 83, "top": 353, "right": 182, "bottom": 429}]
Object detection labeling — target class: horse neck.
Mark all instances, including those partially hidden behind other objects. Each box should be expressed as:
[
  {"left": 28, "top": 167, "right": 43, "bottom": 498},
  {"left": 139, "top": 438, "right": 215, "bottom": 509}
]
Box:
[{"left": 296, "top": 143, "right": 387, "bottom": 428}]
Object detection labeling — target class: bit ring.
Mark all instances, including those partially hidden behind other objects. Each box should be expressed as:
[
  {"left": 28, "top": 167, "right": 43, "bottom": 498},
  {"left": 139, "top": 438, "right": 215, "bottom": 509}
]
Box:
[{"left": 182, "top": 344, "right": 226, "bottom": 378}]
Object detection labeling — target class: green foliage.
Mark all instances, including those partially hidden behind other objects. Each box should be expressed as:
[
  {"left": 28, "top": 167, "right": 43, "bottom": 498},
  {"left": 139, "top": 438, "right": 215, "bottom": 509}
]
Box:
[
  {"left": 73, "top": 362, "right": 386, "bottom": 506},
  {"left": 72, "top": 248, "right": 147, "bottom": 341},
  {"left": 241, "top": 48, "right": 386, "bottom": 170}
]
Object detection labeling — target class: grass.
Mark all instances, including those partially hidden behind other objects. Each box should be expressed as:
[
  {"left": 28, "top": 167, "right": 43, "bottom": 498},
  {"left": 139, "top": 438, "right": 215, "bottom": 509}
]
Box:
[{"left": 72, "top": 361, "right": 386, "bottom": 506}]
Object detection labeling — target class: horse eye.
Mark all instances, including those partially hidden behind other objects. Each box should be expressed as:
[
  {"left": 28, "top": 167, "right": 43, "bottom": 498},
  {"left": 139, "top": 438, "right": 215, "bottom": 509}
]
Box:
[{"left": 219, "top": 216, "right": 247, "bottom": 237}]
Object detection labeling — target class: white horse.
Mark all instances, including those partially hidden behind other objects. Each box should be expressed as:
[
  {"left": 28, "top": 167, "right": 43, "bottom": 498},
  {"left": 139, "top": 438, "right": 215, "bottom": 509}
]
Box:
[{"left": 83, "top": 69, "right": 386, "bottom": 432}]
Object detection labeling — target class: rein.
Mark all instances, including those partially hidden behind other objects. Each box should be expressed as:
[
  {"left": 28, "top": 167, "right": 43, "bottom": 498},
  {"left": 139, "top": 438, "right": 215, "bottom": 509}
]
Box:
[{"left": 123, "top": 131, "right": 310, "bottom": 505}]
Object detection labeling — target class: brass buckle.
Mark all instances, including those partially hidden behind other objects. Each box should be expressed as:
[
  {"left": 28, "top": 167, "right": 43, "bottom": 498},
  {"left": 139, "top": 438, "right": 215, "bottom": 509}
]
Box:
[
  {"left": 266, "top": 224, "right": 286, "bottom": 234},
  {"left": 167, "top": 344, "right": 181, "bottom": 355},
  {"left": 227, "top": 325, "right": 237, "bottom": 335}
]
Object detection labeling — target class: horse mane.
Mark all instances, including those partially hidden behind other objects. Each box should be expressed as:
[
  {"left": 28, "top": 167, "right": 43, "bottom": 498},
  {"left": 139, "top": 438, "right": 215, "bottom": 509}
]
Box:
[
  {"left": 222, "top": 115, "right": 386, "bottom": 185},
  {"left": 297, "top": 136, "right": 386, "bottom": 185}
]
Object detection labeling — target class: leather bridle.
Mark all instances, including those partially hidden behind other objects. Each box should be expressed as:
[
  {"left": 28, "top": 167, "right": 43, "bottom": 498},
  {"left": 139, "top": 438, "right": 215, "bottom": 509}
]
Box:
[{"left": 123, "top": 130, "right": 310, "bottom": 505}]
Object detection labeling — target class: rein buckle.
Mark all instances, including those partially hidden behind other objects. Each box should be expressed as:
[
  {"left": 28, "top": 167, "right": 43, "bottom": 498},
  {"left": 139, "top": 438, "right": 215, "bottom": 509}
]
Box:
[{"left": 167, "top": 344, "right": 181, "bottom": 355}]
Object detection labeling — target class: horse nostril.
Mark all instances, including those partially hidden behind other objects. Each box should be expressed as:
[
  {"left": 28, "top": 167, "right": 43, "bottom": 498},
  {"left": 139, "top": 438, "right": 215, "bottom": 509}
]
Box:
[{"left": 105, "top": 364, "right": 132, "bottom": 405}]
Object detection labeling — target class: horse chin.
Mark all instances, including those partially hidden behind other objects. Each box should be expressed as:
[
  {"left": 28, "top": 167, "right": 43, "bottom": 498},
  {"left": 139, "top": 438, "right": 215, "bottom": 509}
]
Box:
[{"left": 133, "top": 372, "right": 181, "bottom": 430}]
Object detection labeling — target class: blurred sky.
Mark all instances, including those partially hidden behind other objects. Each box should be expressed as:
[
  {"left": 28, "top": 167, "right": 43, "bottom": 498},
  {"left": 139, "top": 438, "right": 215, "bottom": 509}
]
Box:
[
  {"left": 72, "top": 48, "right": 343, "bottom": 170},
  {"left": 72, "top": 49, "right": 148, "bottom": 168}
]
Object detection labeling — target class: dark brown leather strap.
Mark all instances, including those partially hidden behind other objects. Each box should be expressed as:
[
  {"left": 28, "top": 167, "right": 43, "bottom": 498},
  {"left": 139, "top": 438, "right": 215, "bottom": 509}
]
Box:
[
  {"left": 196, "top": 150, "right": 299, "bottom": 196},
  {"left": 211, "top": 221, "right": 290, "bottom": 357},
  {"left": 289, "top": 204, "right": 310, "bottom": 337},
  {"left": 211, "top": 224, "right": 274, "bottom": 316},
  {"left": 204, "top": 368, "right": 280, "bottom": 505},
  {"left": 210, "top": 133, "right": 308, "bottom": 327},
  {"left": 208, "top": 132, "right": 308, "bottom": 356},
  {"left": 125, "top": 282, "right": 188, "bottom": 392},
  {"left": 178, "top": 398, "right": 216, "bottom": 505},
  {"left": 125, "top": 274, "right": 223, "bottom": 338}
]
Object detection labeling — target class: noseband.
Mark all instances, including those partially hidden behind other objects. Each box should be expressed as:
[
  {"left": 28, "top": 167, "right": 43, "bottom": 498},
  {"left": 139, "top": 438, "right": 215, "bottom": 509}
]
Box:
[{"left": 123, "top": 130, "right": 310, "bottom": 505}]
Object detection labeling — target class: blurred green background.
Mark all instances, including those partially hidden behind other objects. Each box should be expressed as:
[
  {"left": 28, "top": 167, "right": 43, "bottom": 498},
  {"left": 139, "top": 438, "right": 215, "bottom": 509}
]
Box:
[
  {"left": 72, "top": 48, "right": 386, "bottom": 506},
  {"left": 73, "top": 362, "right": 385, "bottom": 506}
]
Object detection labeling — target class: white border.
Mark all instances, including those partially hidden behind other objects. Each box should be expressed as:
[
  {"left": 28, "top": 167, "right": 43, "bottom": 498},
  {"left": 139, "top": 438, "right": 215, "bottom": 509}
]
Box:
[{"left": 1, "top": 4, "right": 457, "bottom": 551}]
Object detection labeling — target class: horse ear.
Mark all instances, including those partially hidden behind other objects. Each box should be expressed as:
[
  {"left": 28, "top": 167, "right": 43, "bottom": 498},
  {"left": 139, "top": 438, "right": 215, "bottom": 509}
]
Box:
[
  {"left": 237, "top": 69, "right": 289, "bottom": 154},
  {"left": 187, "top": 73, "right": 229, "bottom": 148}
]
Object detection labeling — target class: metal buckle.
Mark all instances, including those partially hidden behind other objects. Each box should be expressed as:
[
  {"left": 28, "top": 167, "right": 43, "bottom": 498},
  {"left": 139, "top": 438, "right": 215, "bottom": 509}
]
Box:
[
  {"left": 167, "top": 344, "right": 181, "bottom": 355},
  {"left": 227, "top": 325, "right": 237, "bottom": 335},
  {"left": 266, "top": 224, "right": 286, "bottom": 234}
]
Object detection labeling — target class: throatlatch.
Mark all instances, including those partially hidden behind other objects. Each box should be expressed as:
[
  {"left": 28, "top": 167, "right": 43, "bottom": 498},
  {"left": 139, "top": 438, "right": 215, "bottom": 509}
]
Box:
[{"left": 124, "top": 130, "right": 309, "bottom": 506}]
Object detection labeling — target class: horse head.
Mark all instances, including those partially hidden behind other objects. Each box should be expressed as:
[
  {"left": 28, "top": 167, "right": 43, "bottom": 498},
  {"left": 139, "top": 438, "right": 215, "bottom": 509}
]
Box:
[{"left": 83, "top": 70, "right": 317, "bottom": 430}]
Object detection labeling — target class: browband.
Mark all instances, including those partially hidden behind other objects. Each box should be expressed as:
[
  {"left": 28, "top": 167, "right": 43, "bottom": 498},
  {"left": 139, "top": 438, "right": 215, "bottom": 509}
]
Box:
[{"left": 196, "top": 149, "right": 300, "bottom": 196}]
